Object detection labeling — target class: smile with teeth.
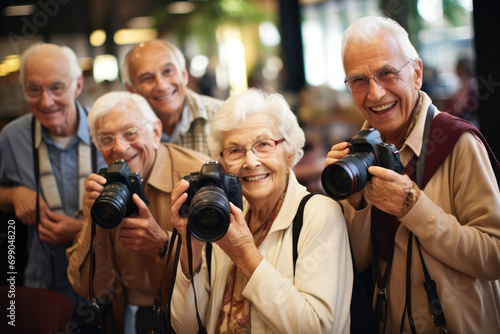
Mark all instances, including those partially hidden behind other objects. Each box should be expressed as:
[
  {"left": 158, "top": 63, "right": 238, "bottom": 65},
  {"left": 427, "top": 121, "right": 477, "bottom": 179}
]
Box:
[
  {"left": 155, "top": 90, "right": 175, "bottom": 101},
  {"left": 371, "top": 101, "right": 396, "bottom": 113},
  {"left": 243, "top": 174, "right": 269, "bottom": 182}
]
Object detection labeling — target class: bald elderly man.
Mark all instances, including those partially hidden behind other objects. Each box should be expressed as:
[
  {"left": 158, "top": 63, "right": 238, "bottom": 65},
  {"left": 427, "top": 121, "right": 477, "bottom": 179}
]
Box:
[{"left": 121, "top": 39, "right": 223, "bottom": 156}]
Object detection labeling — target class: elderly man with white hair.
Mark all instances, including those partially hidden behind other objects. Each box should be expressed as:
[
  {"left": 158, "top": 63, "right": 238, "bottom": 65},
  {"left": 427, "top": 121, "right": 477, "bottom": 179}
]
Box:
[
  {"left": 325, "top": 16, "right": 500, "bottom": 333},
  {"left": 67, "top": 91, "right": 209, "bottom": 334},
  {"left": 0, "top": 43, "right": 105, "bottom": 305}
]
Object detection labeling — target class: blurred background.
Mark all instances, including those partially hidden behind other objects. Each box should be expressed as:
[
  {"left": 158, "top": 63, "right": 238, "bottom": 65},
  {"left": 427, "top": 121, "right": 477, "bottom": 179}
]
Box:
[{"left": 0, "top": 0, "right": 498, "bottom": 192}]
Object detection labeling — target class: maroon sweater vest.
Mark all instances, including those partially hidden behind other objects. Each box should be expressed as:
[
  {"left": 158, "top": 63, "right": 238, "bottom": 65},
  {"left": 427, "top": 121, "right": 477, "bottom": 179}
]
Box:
[{"left": 376, "top": 112, "right": 500, "bottom": 261}]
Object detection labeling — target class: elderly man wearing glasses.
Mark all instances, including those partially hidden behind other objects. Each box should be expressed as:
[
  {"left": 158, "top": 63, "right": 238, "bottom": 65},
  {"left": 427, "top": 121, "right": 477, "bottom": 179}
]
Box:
[
  {"left": 0, "top": 43, "right": 106, "bottom": 307},
  {"left": 325, "top": 16, "right": 500, "bottom": 333},
  {"left": 67, "top": 91, "right": 209, "bottom": 334}
]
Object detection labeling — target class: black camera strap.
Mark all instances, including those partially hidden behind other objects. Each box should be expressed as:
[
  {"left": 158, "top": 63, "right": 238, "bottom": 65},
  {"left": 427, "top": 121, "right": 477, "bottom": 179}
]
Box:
[
  {"left": 372, "top": 104, "right": 448, "bottom": 334},
  {"left": 152, "top": 228, "right": 182, "bottom": 334},
  {"left": 88, "top": 220, "right": 105, "bottom": 333},
  {"left": 186, "top": 229, "right": 208, "bottom": 334},
  {"left": 31, "top": 115, "right": 55, "bottom": 285},
  {"left": 400, "top": 104, "right": 448, "bottom": 334}
]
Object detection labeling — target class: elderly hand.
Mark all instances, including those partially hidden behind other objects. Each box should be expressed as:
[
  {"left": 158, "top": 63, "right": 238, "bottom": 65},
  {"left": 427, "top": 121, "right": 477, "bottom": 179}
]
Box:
[
  {"left": 215, "top": 202, "right": 262, "bottom": 279},
  {"left": 366, "top": 166, "right": 416, "bottom": 217},
  {"left": 118, "top": 194, "right": 168, "bottom": 258},
  {"left": 83, "top": 173, "right": 107, "bottom": 210},
  {"left": 39, "top": 212, "right": 83, "bottom": 245},
  {"left": 170, "top": 179, "right": 205, "bottom": 276},
  {"left": 11, "top": 185, "right": 49, "bottom": 225},
  {"left": 324, "top": 141, "right": 365, "bottom": 209}
]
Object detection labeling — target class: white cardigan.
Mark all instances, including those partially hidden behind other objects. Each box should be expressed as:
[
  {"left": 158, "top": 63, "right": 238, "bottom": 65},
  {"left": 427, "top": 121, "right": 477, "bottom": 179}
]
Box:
[{"left": 171, "top": 171, "right": 353, "bottom": 334}]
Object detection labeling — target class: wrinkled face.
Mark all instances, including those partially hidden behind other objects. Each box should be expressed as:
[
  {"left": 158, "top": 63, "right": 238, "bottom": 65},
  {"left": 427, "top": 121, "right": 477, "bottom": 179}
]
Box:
[
  {"left": 221, "top": 113, "right": 294, "bottom": 205},
  {"left": 344, "top": 32, "right": 423, "bottom": 144},
  {"left": 127, "top": 41, "right": 189, "bottom": 119},
  {"left": 95, "top": 103, "right": 161, "bottom": 181},
  {"left": 23, "top": 47, "right": 83, "bottom": 136}
]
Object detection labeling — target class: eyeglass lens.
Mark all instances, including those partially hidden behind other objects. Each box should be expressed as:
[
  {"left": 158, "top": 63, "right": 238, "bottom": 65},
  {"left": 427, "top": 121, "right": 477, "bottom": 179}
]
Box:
[
  {"left": 94, "top": 127, "right": 142, "bottom": 150},
  {"left": 221, "top": 139, "right": 283, "bottom": 162}
]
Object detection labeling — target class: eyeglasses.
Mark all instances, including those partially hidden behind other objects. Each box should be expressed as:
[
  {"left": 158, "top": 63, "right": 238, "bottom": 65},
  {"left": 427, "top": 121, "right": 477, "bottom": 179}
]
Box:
[
  {"left": 344, "top": 61, "right": 411, "bottom": 93},
  {"left": 93, "top": 124, "right": 147, "bottom": 151},
  {"left": 24, "top": 82, "right": 72, "bottom": 101},
  {"left": 220, "top": 138, "right": 286, "bottom": 164}
]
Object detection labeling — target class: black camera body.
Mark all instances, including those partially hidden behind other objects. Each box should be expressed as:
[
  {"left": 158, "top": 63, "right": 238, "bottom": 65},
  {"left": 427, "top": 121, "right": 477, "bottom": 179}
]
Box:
[
  {"left": 180, "top": 161, "right": 243, "bottom": 242},
  {"left": 321, "top": 128, "right": 404, "bottom": 200},
  {"left": 91, "top": 160, "right": 149, "bottom": 229}
]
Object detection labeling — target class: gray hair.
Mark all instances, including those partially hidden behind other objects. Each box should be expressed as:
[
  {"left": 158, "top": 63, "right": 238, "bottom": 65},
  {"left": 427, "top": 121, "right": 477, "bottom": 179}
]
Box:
[
  {"left": 341, "top": 16, "right": 419, "bottom": 70},
  {"left": 88, "top": 91, "right": 159, "bottom": 138},
  {"left": 208, "top": 89, "right": 305, "bottom": 167},
  {"left": 120, "top": 39, "right": 186, "bottom": 88},
  {"left": 19, "top": 43, "right": 82, "bottom": 87}
]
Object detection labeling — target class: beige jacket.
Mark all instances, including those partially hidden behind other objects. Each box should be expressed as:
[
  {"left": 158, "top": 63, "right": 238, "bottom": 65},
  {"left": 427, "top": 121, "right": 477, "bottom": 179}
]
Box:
[
  {"left": 343, "top": 92, "right": 500, "bottom": 333},
  {"left": 67, "top": 143, "right": 209, "bottom": 333}
]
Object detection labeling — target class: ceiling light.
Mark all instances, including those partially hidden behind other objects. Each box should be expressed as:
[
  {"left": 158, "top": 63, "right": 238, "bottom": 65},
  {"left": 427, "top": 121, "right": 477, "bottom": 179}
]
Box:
[
  {"left": 90, "top": 30, "right": 106, "bottom": 47},
  {"left": 190, "top": 54, "right": 209, "bottom": 78},
  {"left": 114, "top": 28, "right": 158, "bottom": 45},
  {"left": 3, "top": 55, "right": 21, "bottom": 73},
  {"left": 93, "top": 55, "right": 119, "bottom": 83},
  {"left": 3, "top": 5, "right": 36, "bottom": 17}
]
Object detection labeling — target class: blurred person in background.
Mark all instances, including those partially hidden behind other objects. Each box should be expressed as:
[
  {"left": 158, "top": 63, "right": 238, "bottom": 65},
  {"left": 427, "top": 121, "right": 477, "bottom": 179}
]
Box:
[{"left": 443, "top": 56, "right": 479, "bottom": 127}]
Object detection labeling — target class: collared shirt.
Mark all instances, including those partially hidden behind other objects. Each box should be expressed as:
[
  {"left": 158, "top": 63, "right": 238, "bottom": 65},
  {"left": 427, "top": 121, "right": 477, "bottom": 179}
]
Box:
[
  {"left": 67, "top": 143, "right": 210, "bottom": 333},
  {"left": 346, "top": 91, "right": 500, "bottom": 333},
  {"left": 0, "top": 101, "right": 106, "bottom": 305},
  {"left": 160, "top": 88, "right": 223, "bottom": 157}
]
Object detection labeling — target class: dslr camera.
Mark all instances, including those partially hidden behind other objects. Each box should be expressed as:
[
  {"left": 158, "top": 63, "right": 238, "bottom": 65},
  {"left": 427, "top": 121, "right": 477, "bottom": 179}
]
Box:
[
  {"left": 91, "top": 160, "right": 149, "bottom": 229},
  {"left": 180, "top": 161, "right": 243, "bottom": 242},
  {"left": 321, "top": 128, "right": 404, "bottom": 200}
]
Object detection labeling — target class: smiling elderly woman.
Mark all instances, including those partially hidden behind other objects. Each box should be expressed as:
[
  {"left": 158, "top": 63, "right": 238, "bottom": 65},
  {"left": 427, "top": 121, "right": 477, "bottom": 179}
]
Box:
[{"left": 169, "top": 88, "right": 353, "bottom": 333}]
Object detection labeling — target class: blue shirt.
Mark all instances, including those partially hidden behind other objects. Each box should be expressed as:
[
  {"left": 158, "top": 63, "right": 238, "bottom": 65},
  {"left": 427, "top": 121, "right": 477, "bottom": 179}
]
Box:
[{"left": 0, "top": 101, "right": 106, "bottom": 305}]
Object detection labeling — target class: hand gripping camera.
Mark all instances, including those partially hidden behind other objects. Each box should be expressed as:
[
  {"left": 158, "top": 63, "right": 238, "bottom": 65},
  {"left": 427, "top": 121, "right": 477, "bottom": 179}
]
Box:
[
  {"left": 91, "top": 160, "right": 149, "bottom": 229},
  {"left": 321, "top": 128, "right": 404, "bottom": 200},
  {"left": 180, "top": 161, "right": 243, "bottom": 242}
]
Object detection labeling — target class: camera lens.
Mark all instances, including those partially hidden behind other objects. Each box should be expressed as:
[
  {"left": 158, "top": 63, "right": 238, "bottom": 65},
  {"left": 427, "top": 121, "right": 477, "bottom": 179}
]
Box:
[
  {"left": 321, "top": 151, "right": 376, "bottom": 200},
  {"left": 91, "top": 182, "right": 131, "bottom": 229},
  {"left": 188, "top": 186, "right": 230, "bottom": 242}
]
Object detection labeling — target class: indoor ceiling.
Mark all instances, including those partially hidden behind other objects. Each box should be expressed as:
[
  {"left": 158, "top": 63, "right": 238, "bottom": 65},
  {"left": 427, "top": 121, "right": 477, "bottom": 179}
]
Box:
[
  {"left": 0, "top": 0, "right": 285, "bottom": 42},
  {"left": 1, "top": 0, "right": 166, "bottom": 40}
]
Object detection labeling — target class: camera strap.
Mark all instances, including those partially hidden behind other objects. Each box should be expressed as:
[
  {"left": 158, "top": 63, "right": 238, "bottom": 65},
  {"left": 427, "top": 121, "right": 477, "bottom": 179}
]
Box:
[
  {"left": 400, "top": 104, "right": 448, "bottom": 334},
  {"left": 372, "top": 104, "right": 448, "bottom": 334},
  {"left": 186, "top": 229, "right": 208, "bottom": 334},
  {"left": 88, "top": 220, "right": 105, "bottom": 333},
  {"left": 30, "top": 103, "right": 97, "bottom": 275},
  {"left": 153, "top": 228, "right": 182, "bottom": 334}
]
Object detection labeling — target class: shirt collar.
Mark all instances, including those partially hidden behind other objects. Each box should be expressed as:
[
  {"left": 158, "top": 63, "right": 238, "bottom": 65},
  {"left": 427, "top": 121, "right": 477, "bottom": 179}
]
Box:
[
  {"left": 75, "top": 100, "right": 92, "bottom": 145},
  {"left": 38, "top": 100, "right": 91, "bottom": 147},
  {"left": 161, "top": 103, "right": 191, "bottom": 143},
  {"left": 402, "top": 91, "right": 434, "bottom": 159}
]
